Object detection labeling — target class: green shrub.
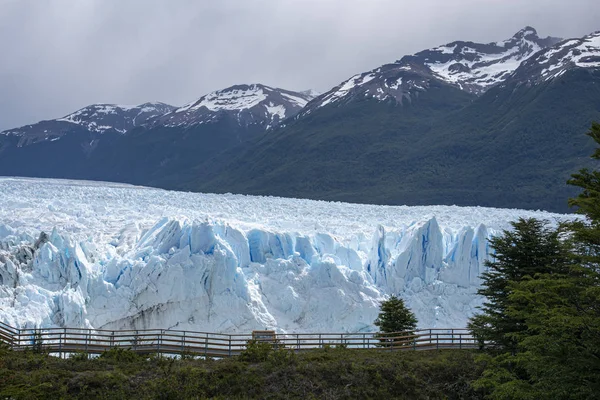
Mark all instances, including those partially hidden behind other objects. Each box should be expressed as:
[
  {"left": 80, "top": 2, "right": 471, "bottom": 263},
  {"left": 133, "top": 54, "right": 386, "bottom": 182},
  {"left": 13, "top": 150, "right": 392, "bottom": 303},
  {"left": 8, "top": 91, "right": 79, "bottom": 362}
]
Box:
[
  {"left": 0, "top": 344, "right": 485, "bottom": 399},
  {"left": 268, "top": 347, "right": 296, "bottom": 367},
  {"left": 32, "top": 330, "right": 45, "bottom": 354},
  {"left": 238, "top": 340, "right": 273, "bottom": 363},
  {"left": 99, "top": 347, "right": 142, "bottom": 363},
  {"left": 69, "top": 352, "right": 89, "bottom": 361}
]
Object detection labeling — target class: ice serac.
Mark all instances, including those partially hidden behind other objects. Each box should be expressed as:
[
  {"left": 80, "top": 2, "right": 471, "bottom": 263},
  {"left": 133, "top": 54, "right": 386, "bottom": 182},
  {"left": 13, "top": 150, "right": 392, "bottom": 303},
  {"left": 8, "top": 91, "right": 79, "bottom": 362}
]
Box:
[
  {"left": 0, "top": 178, "right": 572, "bottom": 333},
  {"left": 0, "top": 218, "right": 526, "bottom": 332}
]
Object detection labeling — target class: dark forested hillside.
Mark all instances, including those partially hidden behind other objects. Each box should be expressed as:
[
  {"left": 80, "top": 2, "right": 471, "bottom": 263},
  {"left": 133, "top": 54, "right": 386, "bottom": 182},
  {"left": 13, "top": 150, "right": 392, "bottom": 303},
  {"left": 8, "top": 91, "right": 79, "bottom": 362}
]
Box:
[
  {"left": 182, "top": 68, "right": 600, "bottom": 212},
  {"left": 1, "top": 30, "right": 599, "bottom": 213}
]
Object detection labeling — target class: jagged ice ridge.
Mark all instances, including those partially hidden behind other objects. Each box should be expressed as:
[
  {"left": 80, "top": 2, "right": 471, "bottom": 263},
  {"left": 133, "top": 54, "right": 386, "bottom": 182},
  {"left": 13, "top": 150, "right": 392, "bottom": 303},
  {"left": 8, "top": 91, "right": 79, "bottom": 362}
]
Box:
[{"left": 0, "top": 178, "right": 572, "bottom": 333}]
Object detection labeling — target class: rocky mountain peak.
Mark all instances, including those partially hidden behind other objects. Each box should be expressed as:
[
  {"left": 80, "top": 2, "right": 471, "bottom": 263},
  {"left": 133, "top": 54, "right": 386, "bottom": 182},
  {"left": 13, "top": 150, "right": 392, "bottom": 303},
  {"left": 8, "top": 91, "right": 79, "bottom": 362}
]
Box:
[
  {"left": 0, "top": 102, "right": 176, "bottom": 146},
  {"left": 512, "top": 26, "right": 538, "bottom": 39},
  {"left": 301, "top": 27, "right": 563, "bottom": 114},
  {"left": 154, "top": 84, "right": 315, "bottom": 129},
  {"left": 55, "top": 102, "right": 176, "bottom": 134},
  {"left": 506, "top": 31, "right": 600, "bottom": 85}
]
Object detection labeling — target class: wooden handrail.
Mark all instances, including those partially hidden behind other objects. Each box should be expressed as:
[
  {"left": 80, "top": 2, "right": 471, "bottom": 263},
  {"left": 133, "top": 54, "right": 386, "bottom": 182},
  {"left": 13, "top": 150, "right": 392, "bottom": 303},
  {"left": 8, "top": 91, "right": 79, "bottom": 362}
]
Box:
[{"left": 0, "top": 322, "right": 477, "bottom": 357}]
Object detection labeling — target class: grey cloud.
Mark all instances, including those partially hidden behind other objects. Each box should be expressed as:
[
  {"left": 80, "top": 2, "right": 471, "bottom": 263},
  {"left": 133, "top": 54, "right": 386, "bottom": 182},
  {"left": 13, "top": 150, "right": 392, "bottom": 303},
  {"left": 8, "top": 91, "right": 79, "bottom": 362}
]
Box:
[{"left": 0, "top": 0, "right": 599, "bottom": 130}]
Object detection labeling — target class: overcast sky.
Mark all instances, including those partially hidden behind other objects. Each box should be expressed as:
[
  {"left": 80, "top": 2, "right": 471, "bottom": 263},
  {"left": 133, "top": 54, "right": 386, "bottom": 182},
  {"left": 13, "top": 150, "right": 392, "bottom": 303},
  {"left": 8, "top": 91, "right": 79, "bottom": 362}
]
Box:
[{"left": 0, "top": 0, "right": 598, "bottom": 131}]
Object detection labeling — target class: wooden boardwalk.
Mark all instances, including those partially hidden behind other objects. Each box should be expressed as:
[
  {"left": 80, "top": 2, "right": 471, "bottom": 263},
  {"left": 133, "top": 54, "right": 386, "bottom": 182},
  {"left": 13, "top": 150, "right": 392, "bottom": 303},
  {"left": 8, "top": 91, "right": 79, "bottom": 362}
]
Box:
[{"left": 0, "top": 321, "right": 478, "bottom": 357}]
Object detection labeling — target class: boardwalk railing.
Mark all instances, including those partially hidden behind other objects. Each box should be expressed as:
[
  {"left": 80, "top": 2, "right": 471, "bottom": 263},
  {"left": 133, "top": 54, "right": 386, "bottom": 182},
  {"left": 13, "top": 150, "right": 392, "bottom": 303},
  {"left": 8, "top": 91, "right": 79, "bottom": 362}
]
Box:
[{"left": 0, "top": 321, "right": 477, "bottom": 357}]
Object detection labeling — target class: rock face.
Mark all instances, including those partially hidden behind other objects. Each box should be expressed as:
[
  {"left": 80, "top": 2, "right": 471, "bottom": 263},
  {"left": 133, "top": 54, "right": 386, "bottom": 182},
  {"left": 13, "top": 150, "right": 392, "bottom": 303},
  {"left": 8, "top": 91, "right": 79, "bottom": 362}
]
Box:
[{"left": 0, "top": 177, "right": 571, "bottom": 333}]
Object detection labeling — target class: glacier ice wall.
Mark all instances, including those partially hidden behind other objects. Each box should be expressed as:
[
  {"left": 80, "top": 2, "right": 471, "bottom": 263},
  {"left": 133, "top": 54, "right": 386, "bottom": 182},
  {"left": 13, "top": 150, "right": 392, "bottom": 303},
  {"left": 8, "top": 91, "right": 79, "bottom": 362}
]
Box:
[
  {"left": 0, "top": 177, "right": 570, "bottom": 333},
  {"left": 0, "top": 216, "right": 489, "bottom": 332}
]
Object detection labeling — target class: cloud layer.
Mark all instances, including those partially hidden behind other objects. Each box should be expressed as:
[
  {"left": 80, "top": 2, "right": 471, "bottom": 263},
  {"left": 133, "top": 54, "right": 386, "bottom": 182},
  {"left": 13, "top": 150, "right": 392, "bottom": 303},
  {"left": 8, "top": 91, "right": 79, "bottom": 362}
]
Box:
[{"left": 1, "top": 0, "right": 598, "bottom": 130}]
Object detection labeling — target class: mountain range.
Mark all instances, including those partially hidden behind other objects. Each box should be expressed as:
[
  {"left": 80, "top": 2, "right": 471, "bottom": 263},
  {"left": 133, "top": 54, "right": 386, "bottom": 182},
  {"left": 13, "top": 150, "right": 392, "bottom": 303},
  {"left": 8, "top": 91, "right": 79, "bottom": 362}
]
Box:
[{"left": 1, "top": 27, "right": 599, "bottom": 212}]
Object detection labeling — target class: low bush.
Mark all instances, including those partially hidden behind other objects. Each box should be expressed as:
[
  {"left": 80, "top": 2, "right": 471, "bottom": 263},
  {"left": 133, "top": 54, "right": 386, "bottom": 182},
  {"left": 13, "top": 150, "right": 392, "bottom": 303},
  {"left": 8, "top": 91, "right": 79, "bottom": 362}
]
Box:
[{"left": 0, "top": 347, "right": 485, "bottom": 399}]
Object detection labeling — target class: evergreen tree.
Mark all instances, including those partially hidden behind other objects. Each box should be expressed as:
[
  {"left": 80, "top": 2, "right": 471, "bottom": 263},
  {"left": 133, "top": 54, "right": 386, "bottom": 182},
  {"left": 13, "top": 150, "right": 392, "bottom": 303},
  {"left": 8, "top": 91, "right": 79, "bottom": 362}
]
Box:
[
  {"left": 568, "top": 121, "right": 600, "bottom": 262},
  {"left": 374, "top": 295, "right": 417, "bottom": 344},
  {"left": 468, "top": 218, "right": 569, "bottom": 354},
  {"left": 473, "top": 122, "right": 600, "bottom": 399},
  {"left": 501, "top": 267, "right": 600, "bottom": 399}
]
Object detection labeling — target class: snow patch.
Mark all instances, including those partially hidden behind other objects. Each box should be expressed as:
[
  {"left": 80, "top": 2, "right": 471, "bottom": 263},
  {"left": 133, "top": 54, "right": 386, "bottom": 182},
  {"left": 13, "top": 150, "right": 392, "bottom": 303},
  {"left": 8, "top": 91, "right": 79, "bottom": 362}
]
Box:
[{"left": 177, "top": 85, "right": 268, "bottom": 113}]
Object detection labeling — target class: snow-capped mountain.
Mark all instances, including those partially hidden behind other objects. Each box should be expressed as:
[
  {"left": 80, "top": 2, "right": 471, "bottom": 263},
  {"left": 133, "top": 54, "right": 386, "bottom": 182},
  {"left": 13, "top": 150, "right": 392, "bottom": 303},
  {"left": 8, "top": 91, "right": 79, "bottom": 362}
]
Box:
[
  {"left": 0, "top": 177, "right": 573, "bottom": 332},
  {"left": 304, "top": 27, "right": 561, "bottom": 113},
  {"left": 411, "top": 26, "right": 561, "bottom": 94},
  {"left": 300, "top": 89, "right": 322, "bottom": 98},
  {"left": 0, "top": 102, "right": 175, "bottom": 146},
  {"left": 154, "top": 84, "right": 316, "bottom": 129},
  {"left": 505, "top": 31, "right": 600, "bottom": 84},
  {"left": 192, "top": 28, "right": 600, "bottom": 214},
  {"left": 57, "top": 102, "right": 176, "bottom": 133},
  {"left": 81, "top": 84, "right": 320, "bottom": 188}
]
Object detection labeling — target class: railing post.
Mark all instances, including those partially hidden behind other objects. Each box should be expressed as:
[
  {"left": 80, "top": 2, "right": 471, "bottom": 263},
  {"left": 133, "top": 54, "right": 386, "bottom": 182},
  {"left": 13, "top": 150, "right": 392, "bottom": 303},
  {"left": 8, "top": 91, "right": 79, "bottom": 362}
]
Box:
[
  {"left": 134, "top": 330, "right": 138, "bottom": 351},
  {"left": 436, "top": 333, "right": 439, "bottom": 350},
  {"left": 297, "top": 334, "right": 300, "bottom": 351},
  {"left": 459, "top": 334, "right": 462, "bottom": 349},
  {"left": 85, "top": 329, "right": 89, "bottom": 354},
  {"left": 205, "top": 333, "right": 208, "bottom": 358},
  {"left": 319, "top": 334, "right": 322, "bottom": 348},
  {"left": 111, "top": 331, "right": 114, "bottom": 348},
  {"left": 182, "top": 331, "right": 186, "bottom": 354},
  {"left": 157, "top": 331, "right": 162, "bottom": 355},
  {"left": 58, "top": 330, "right": 62, "bottom": 356},
  {"left": 228, "top": 335, "right": 232, "bottom": 357},
  {"left": 363, "top": 333, "right": 366, "bottom": 349}
]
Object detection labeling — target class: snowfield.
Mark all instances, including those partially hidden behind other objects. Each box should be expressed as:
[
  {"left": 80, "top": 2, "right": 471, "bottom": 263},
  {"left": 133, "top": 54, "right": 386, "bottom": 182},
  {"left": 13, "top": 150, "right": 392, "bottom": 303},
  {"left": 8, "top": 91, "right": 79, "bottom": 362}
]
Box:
[{"left": 0, "top": 177, "right": 572, "bottom": 334}]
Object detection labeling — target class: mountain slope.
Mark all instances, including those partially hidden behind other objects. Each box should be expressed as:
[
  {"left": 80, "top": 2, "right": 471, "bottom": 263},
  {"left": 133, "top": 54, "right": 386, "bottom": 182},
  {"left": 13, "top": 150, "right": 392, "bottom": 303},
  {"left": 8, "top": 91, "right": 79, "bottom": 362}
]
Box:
[
  {"left": 1, "top": 102, "right": 175, "bottom": 144},
  {"left": 301, "top": 27, "right": 561, "bottom": 114},
  {"left": 184, "top": 81, "right": 477, "bottom": 196},
  {"left": 185, "top": 32, "right": 600, "bottom": 213},
  {"left": 172, "top": 28, "right": 562, "bottom": 196},
  {"left": 0, "top": 102, "right": 175, "bottom": 179},
  {"left": 1, "top": 28, "right": 595, "bottom": 213},
  {"left": 154, "top": 84, "right": 312, "bottom": 129},
  {"left": 89, "top": 84, "right": 316, "bottom": 186}
]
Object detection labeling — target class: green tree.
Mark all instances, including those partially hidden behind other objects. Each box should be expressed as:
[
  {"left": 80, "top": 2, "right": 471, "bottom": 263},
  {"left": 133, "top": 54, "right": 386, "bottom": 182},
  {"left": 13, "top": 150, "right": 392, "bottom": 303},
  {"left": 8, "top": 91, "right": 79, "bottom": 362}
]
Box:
[
  {"left": 504, "top": 267, "right": 600, "bottom": 399},
  {"left": 568, "top": 121, "right": 600, "bottom": 259},
  {"left": 374, "top": 295, "right": 417, "bottom": 346},
  {"left": 468, "top": 218, "right": 570, "bottom": 354},
  {"left": 473, "top": 122, "right": 600, "bottom": 399}
]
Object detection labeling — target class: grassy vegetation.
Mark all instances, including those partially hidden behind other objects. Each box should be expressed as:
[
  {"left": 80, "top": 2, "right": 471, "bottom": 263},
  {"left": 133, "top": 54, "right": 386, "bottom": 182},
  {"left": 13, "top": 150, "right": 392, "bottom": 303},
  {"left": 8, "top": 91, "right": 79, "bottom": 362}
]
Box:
[{"left": 0, "top": 343, "right": 485, "bottom": 399}]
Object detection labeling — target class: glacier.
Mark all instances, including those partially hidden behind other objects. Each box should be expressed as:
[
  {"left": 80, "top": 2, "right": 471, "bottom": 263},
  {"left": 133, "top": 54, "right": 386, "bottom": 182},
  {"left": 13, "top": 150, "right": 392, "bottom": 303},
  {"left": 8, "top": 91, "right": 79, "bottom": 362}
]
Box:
[{"left": 0, "top": 177, "right": 572, "bottom": 334}]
